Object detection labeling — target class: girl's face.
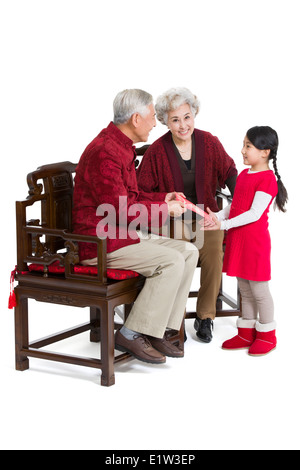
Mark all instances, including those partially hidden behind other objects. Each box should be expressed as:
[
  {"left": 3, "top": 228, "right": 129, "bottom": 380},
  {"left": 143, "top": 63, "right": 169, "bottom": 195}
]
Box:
[
  {"left": 241, "top": 136, "right": 270, "bottom": 170},
  {"left": 167, "top": 103, "right": 195, "bottom": 144}
]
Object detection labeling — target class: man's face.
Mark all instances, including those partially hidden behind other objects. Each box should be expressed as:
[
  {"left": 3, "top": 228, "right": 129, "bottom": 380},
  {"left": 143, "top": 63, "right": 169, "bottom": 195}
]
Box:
[{"left": 135, "top": 104, "right": 156, "bottom": 142}]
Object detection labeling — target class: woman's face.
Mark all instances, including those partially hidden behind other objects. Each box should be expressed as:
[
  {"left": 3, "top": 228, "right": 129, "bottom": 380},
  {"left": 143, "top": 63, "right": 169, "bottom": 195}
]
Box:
[{"left": 167, "top": 103, "right": 195, "bottom": 143}]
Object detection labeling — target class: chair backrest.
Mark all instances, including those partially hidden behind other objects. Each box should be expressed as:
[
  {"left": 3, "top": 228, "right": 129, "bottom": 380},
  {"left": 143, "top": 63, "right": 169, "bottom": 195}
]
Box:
[
  {"left": 27, "top": 162, "right": 77, "bottom": 252},
  {"left": 16, "top": 161, "right": 80, "bottom": 272},
  {"left": 135, "top": 144, "right": 149, "bottom": 168},
  {"left": 27, "top": 161, "right": 76, "bottom": 228}
]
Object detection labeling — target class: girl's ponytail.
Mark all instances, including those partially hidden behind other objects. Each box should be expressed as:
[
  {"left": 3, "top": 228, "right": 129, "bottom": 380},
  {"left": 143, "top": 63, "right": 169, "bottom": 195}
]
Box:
[
  {"left": 269, "top": 149, "right": 288, "bottom": 213},
  {"left": 246, "top": 126, "right": 288, "bottom": 213}
]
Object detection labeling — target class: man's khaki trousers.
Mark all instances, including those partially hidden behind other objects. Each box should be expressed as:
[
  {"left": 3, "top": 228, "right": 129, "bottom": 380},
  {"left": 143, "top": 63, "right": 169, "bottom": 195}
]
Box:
[{"left": 83, "top": 234, "right": 198, "bottom": 338}]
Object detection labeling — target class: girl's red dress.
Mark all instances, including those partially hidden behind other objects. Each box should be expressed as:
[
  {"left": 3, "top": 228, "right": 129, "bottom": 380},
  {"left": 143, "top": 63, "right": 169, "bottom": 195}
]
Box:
[{"left": 223, "top": 169, "right": 278, "bottom": 281}]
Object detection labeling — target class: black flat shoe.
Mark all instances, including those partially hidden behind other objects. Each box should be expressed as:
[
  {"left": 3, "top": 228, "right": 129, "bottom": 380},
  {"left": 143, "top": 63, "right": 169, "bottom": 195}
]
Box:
[{"left": 194, "top": 317, "right": 214, "bottom": 343}]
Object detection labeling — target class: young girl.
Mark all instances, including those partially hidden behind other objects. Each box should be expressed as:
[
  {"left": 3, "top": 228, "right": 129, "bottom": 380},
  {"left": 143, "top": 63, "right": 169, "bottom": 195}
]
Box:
[{"left": 203, "top": 126, "right": 288, "bottom": 355}]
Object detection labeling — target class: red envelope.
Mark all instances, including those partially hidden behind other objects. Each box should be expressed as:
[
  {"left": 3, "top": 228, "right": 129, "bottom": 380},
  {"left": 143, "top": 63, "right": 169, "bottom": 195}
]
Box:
[{"left": 175, "top": 193, "right": 211, "bottom": 220}]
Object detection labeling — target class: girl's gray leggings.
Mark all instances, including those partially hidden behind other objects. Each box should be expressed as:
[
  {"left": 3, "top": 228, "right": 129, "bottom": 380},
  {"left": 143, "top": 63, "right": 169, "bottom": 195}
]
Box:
[{"left": 237, "top": 278, "right": 274, "bottom": 324}]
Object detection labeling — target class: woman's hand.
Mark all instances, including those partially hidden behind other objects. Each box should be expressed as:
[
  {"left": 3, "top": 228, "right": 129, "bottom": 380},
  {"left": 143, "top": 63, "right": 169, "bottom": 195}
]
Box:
[{"left": 200, "top": 208, "right": 221, "bottom": 230}]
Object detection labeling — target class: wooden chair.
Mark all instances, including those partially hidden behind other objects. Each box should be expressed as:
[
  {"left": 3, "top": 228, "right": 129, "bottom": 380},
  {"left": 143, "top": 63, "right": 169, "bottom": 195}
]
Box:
[{"left": 13, "top": 161, "right": 148, "bottom": 387}]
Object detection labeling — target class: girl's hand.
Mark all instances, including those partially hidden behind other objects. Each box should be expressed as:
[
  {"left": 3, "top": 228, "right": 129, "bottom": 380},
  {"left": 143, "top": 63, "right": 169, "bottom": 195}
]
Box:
[{"left": 200, "top": 208, "right": 221, "bottom": 231}]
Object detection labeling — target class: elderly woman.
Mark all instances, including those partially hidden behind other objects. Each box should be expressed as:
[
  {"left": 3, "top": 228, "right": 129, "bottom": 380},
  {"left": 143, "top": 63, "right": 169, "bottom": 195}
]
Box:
[{"left": 137, "top": 88, "right": 237, "bottom": 343}]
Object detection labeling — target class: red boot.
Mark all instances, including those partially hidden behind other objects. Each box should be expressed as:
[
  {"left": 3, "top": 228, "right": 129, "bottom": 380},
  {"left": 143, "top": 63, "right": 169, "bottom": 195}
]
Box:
[
  {"left": 248, "top": 321, "right": 277, "bottom": 356},
  {"left": 222, "top": 318, "right": 256, "bottom": 350}
]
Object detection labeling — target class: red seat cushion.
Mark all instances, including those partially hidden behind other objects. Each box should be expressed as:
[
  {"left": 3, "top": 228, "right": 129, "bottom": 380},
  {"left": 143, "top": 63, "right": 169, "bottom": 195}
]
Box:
[{"left": 28, "top": 261, "right": 139, "bottom": 280}]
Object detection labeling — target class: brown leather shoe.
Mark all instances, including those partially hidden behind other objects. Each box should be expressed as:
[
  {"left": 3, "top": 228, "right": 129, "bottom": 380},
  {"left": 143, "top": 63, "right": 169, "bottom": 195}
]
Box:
[
  {"left": 148, "top": 334, "right": 184, "bottom": 358},
  {"left": 115, "top": 330, "right": 166, "bottom": 364}
]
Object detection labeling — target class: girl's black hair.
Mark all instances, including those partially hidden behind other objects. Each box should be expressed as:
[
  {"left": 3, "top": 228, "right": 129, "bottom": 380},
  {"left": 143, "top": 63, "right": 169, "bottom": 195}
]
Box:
[{"left": 246, "top": 126, "right": 288, "bottom": 212}]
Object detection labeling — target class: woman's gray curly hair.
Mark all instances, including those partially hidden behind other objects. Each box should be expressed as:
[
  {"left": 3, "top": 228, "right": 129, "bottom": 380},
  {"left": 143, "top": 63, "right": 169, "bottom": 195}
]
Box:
[{"left": 155, "top": 87, "right": 200, "bottom": 126}]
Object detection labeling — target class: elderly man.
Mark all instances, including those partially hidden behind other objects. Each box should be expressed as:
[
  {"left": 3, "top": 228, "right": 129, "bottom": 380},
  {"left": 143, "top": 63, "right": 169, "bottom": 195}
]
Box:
[{"left": 72, "top": 89, "right": 198, "bottom": 365}]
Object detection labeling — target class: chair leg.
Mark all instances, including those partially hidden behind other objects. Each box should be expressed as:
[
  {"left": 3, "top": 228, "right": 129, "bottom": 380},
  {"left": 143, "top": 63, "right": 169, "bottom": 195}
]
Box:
[
  {"left": 14, "top": 294, "right": 29, "bottom": 371},
  {"left": 90, "top": 307, "right": 100, "bottom": 343},
  {"left": 178, "top": 319, "right": 185, "bottom": 351},
  {"left": 100, "top": 304, "right": 115, "bottom": 387},
  {"left": 124, "top": 303, "right": 132, "bottom": 321},
  {"left": 166, "top": 317, "right": 185, "bottom": 351}
]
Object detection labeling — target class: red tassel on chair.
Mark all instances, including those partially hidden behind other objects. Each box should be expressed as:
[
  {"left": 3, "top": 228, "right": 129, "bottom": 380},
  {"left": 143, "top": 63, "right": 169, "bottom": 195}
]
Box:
[
  {"left": 8, "top": 267, "right": 17, "bottom": 309},
  {"left": 8, "top": 291, "right": 17, "bottom": 309}
]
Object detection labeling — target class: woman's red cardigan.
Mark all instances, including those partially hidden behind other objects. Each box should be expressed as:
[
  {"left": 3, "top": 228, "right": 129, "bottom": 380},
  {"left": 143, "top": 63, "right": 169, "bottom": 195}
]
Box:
[{"left": 137, "top": 129, "right": 237, "bottom": 213}]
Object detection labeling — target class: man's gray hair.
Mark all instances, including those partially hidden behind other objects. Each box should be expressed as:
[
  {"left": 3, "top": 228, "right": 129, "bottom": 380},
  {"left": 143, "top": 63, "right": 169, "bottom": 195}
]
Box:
[
  {"left": 155, "top": 87, "right": 200, "bottom": 126},
  {"left": 113, "top": 89, "right": 153, "bottom": 125}
]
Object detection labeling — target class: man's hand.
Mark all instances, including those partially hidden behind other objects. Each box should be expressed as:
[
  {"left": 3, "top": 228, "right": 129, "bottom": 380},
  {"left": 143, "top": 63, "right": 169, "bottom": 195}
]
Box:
[{"left": 165, "top": 192, "right": 185, "bottom": 202}]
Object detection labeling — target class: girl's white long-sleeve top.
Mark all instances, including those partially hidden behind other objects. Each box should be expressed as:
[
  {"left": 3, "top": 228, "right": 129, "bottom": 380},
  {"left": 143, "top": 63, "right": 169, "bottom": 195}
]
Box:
[{"left": 216, "top": 191, "right": 272, "bottom": 231}]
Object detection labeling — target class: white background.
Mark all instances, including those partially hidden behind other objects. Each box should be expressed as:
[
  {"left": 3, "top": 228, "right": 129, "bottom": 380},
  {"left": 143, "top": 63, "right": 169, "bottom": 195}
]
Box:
[{"left": 1, "top": 0, "right": 299, "bottom": 450}]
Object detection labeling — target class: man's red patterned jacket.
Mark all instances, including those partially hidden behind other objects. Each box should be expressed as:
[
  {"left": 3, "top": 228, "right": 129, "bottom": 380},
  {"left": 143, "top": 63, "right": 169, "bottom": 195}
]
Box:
[{"left": 72, "top": 122, "right": 167, "bottom": 260}]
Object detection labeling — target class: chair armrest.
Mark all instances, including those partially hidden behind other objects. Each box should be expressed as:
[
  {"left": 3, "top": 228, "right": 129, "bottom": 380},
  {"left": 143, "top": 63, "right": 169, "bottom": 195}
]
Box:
[
  {"left": 216, "top": 189, "right": 232, "bottom": 210},
  {"left": 22, "top": 225, "right": 107, "bottom": 283}
]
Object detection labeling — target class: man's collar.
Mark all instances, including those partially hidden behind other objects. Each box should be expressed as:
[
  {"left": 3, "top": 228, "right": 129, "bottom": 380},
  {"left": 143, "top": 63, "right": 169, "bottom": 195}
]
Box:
[{"left": 107, "top": 121, "right": 134, "bottom": 148}]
